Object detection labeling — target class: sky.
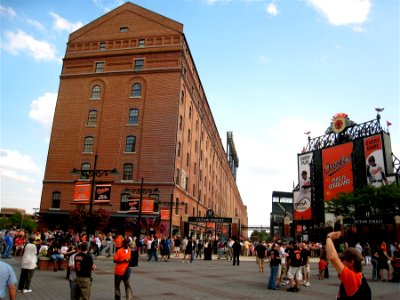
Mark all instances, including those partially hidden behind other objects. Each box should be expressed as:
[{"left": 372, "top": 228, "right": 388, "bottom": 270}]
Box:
[{"left": 0, "top": 0, "right": 399, "bottom": 227}]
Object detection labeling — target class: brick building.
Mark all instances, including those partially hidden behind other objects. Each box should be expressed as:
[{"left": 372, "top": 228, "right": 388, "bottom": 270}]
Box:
[{"left": 39, "top": 2, "right": 248, "bottom": 239}]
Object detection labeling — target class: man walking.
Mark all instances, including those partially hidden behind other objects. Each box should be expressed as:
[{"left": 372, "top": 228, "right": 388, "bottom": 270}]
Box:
[
  {"left": 232, "top": 239, "right": 241, "bottom": 266},
  {"left": 73, "top": 242, "right": 96, "bottom": 300},
  {"left": 114, "top": 239, "right": 133, "bottom": 300}
]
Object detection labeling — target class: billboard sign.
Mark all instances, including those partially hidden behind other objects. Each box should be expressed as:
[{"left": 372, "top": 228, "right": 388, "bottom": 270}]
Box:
[
  {"left": 94, "top": 184, "right": 111, "bottom": 203},
  {"left": 322, "top": 143, "right": 354, "bottom": 201},
  {"left": 294, "top": 153, "right": 312, "bottom": 220},
  {"left": 74, "top": 183, "right": 91, "bottom": 203},
  {"left": 364, "top": 134, "right": 388, "bottom": 187}
]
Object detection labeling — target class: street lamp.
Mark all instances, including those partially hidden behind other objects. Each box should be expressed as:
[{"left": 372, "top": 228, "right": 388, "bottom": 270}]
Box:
[
  {"left": 159, "top": 195, "right": 186, "bottom": 238},
  {"left": 123, "top": 178, "right": 159, "bottom": 238},
  {"left": 71, "top": 154, "right": 118, "bottom": 234}
]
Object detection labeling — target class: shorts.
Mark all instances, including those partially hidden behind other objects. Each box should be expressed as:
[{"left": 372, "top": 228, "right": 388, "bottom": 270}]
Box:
[
  {"left": 302, "top": 264, "right": 310, "bottom": 273},
  {"left": 287, "top": 266, "right": 303, "bottom": 281},
  {"left": 256, "top": 257, "right": 265, "bottom": 266}
]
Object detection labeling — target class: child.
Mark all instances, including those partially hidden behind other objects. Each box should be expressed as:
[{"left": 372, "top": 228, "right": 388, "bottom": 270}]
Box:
[{"left": 318, "top": 257, "right": 327, "bottom": 280}]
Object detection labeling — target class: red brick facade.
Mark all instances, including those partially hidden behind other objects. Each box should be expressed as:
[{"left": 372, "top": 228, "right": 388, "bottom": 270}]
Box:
[{"left": 40, "top": 2, "right": 248, "bottom": 237}]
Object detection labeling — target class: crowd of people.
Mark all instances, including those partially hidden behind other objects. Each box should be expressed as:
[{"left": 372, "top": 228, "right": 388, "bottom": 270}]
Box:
[{"left": 1, "top": 227, "right": 399, "bottom": 299}]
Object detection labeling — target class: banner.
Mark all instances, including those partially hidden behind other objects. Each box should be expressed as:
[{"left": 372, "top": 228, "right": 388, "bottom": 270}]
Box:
[
  {"left": 294, "top": 153, "right": 312, "bottom": 220},
  {"left": 94, "top": 184, "right": 111, "bottom": 204},
  {"left": 142, "top": 198, "right": 154, "bottom": 214},
  {"left": 74, "top": 183, "right": 91, "bottom": 203},
  {"left": 322, "top": 143, "right": 354, "bottom": 201},
  {"left": 160, "top": 209, "right": 170, "bottom": 220},
  {"left": 364, "top": 135, "right": 388, "bottom": 187},
  {"left": 127, "top": 199, "right": 139, "bottom": 213}
]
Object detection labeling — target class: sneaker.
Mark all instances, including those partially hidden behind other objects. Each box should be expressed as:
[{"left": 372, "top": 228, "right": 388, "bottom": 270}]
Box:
[
  {"left": 293, "top": 287, "right": 300, "bottom": 292},
  {"left": 287, "top": 287, "right": 295, "bottom": 292},
  {"left": 305, "top": 282, "right": 310, "bottom": 287},
  {"left": 17, "top": 290, "right": 23, "bottom": 293},
  {"left": 23, "top": 289, "right": 32, "bottom": 293},
  {"left": 281, "top": 282, "right": 287, "bottom": 286}
]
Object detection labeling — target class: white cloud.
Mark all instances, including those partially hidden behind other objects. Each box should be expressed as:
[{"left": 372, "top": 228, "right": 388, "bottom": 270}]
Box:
[
  {"left": 267, "top": 3, "right": 278, "bottom": 16},
  {"left": 2, "top": 29, "right": 57, "bottom": 61},
  {"left": 0, "top": 169, "right": 35, "bottom": 183},
  {"left": 308, "top": 0, "right": 371, "bottom": 26},
  {"left": 26, "top": 18, "right": 46, "bottom": 32},
  {"left": 0, "top": 149, "right": 41, "bottom": 173},
  {"left": 49, "top": 12, "right": 83, "bottom": 33},
  {"left": 29, "top": 92, "right": 57, "bottom": 128},
  {"left": 0, "top": 5, "right": 17, "bottom": 18}
]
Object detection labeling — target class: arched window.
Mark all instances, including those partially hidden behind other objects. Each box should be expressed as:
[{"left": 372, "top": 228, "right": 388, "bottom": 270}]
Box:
[
  {"left": 52, "top": 192, "right": 61, "bottom": 208},
  {"left": 83, "top": 136, "right": 94, "bottom": 153},
  {"left": 131, "top": 83, "right": 141, "bottom": 97},
  {"left": 80, "top": 163, "right": 91, "bottom": 179},
  {"left": 87, "top": 110, "right": 97, "bottom": 126},
  {"left": 125, "top": 136, "right": 136, "bottom": 152},
  {"left": 123, "top": 163, "right": 133, "bottom": 180},
  {"left": 91, "top": 85, "right": 101, "bottom": 99},
  {"left": 120, "top": 193, "right": 130, "bottom": 211},
  {"left": 128, "top": 109, "right": 139, "bottom": 125},
  {"left": 181, "top": 90, "right": 185, "bottom": 105}
]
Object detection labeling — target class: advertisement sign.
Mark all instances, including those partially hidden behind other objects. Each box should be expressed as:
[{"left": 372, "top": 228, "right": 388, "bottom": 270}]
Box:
[
  {"left": 127, "top": 199, "right": 139, "bottom": 213},
  {"left": 322, "top": 143, "right": 354, "bottom": 201},
  {"left": 74, "top": 183, "right": 91, "bottom": 203},
  {"left": 94, "top": 184, "right": 111, "bottom": 203},
  {"left": 364, "top": 135, "right": 388, "bottom": 187},
  {"left": 141, "top": 198, "right": 154, "bottom": 214},
  {"left": 160, "top": 209, "right": 170, "bottom": 220},
  {"left": 294, "top": 153, "right": 312, "bottom": 220}
]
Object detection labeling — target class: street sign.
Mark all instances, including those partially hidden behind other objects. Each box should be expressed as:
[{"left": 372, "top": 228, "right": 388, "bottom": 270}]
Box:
[{"left": 188, "top": 217, "right": 232, "bottom": 223}]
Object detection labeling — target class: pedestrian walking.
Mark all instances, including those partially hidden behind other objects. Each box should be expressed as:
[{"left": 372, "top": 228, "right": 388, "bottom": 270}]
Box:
[
  {"left": 232, "top": 239, "right": 241, "bottom": 266},
  {"left": 17, "top": 235, "right": 37, "bottom": 294},
  {"left": 267, "top": 243, "right": 281, "bottom": 290},
  {"left": 114, "top": 239, "right": 133, "bottom": 300},
  {"left": 73, "top": 242, "right": 96, "bottom": 300}
]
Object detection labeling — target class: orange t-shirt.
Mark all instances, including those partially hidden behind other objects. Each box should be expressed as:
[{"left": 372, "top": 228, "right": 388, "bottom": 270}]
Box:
[
  {"left": 114, "top": 248, "right": 131, "bottom": 276},
  {"left": 338, "top": 265, "right": 362, "bottom": 297}
]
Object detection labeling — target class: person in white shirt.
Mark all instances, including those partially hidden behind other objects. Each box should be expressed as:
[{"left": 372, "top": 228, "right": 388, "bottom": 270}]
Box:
[{"left": 17, "top": 235, "right": 37, "bottom": 293}]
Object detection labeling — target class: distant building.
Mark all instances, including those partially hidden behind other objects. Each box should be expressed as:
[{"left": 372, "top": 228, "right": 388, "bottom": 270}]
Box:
[
  {"left": 270, "top": 191, "right": 293, "bottom": 240},
  {"left": 39, "top": 2, "right": 247, "bottom": 238}
]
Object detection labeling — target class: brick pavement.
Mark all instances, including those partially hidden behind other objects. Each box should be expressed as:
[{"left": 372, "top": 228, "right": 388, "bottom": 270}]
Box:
[{"left": 2, "top": 255, "right": 398, "bottom": 299}]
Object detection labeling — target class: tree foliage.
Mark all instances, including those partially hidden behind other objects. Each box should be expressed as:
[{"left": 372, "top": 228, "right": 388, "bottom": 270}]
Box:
[
  {"left": 0, "top": 213, "right": 37, "bottom": 232},
  {"left": 326, "top": 183, "right": 400, "bottom": 219},
  {"left": 250, "top": 230, "right": 270, "bottom": 242}
]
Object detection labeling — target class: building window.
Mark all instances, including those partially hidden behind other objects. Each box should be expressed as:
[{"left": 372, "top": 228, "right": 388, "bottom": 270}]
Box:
[
  {"left": 177, "top": 142, "right": 181, "bottom": 157},
  {"left": 125, "top": 136, "right": 136, "bottom": 152},
  {"left": 120, "top": 26, "right": 129, "bottom": 32},
  {"left": 95, "top": 62, "right": 104, "bottom": 73},
  {"left": 187, "top": 129, "right": 191, "bottom": 143},
  {"left": 193, "top": 184, "right": 196, "bottom": 197},
  {"left": 123, "top": 163, "right": 133, "bottom": 180},
  {"left": 128, "top": 109, "right": 139, "bottom": 125},
  {"left": 189, "top": 106, "right": 192, "bottom": 119},
  {"left": 175, "top": 199, "right": 179, "bottom": 215},
  {"left": 185, "top": 177, "right": 189, "bottom": 191},
  {"left": 80, "top": 163, "right": 91, "bottom": 179},
  {"left": 185, "top": 202, "right": 188, "bottom": 214},
  {"left": 120, "top": 193, "right": 130, "bottom": 211},
  {"left": 194, "top": 162, "right": 197, "bottom": 175},
  {"left": 175, "top": 169, "right": 180, "bottom": 184},
  {"left": 179, "top": 115, "right": 183, "bottom": 131},
  {"left": 195, "top": 141, "right": 198, "bottom": 153},
  {"left": 51, "top": 192, "right": 61, "bottom": 208},
  {"left": 99, "top": 42, "right": 106, "bottom": 51},
  {"left": 91, "top": 85, "right": 101, "bottom": 99},
  {"left": 134, "top": 59, "right": 144, "bottom": 70},
  {"left": 131, "top": 83, "right": 141, "bottom": 97},
  {"left": 138, "top": 39, "right": 145, "bottom": 47},
  {"left": 181, "top": 90, "right": 185, "bottom": 105},
  {"left": 87, "top": 110, "right": 97, "bottom": 127},
  {"left": 186, "top": 153, "right": 190, "bottom": 167},
  {"left": 83, "top": 136, "right": 94, "bottom": 153}
]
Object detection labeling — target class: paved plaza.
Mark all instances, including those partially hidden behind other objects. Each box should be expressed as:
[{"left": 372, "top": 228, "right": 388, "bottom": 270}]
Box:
[{"left": 3, "top": 255, "right": 399, "bottom": 299}]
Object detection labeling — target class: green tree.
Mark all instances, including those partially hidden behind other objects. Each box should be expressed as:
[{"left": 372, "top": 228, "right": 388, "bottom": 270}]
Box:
[{"left": 250, "top": 230, "right": 270, "bottom": 242}]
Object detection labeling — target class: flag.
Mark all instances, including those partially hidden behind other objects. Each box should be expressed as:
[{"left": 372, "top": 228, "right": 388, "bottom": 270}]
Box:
[{"left": 387, "top": 120, "right": 392, "bottom": 126}]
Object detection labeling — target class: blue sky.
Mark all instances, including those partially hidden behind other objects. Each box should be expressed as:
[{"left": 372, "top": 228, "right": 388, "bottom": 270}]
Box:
[{"left": 1, "top": 0, "right": 399, "bottom": 226}]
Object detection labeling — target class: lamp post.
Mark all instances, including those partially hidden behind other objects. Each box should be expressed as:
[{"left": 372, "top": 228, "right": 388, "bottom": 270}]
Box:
[
  {"left": 159, "top": 195, "right": 186, "bottom": 238},
  {"left": 123, "top": 178, "right": 159, "bottom": 239},
  {"left": 71, "top": 154, "right": 118, "bottom": 235}
]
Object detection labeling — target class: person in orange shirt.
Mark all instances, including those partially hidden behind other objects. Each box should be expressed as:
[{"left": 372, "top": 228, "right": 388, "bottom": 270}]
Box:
[
  {"left": 326, "top": 231, "right": 371, "bottom": 299},
  {"left": 114, "top": 239, "right": 133, "bottom": 300}
]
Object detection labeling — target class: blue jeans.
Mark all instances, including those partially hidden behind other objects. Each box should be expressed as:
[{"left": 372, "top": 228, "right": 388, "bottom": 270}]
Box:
[
  {"left": 2, "top": 245, "right": 12, "bottom": 258},
  {"left": 268, "top": 265, "right": 279, "bottom": 289},
  {"left": 148, "top": 250, "right": 158, "bottom": 261}
]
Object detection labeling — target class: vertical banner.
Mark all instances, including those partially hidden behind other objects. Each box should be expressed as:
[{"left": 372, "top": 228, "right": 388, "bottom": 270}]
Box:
[
  {"left": 142, "top": 198, "right": 154, "bottom": 214},
  {"left": 294, "top": 153, "right": 313, "bottom": 220},
  {"left": 74, "top": 183, "right": 91, "bottom": 203},
  {"left": 160, "top": 209, "right": 170, "bottom": 220},
  {"left": 364, "top": 134, "right": 388, "bottom": 187},
  {"left": 127, "top": 199, "right": 139, "bottom": 213},
  {"left": 322, "top": 143, "right": 354, "bottom": 201},
  {"left": 94, "top": 184, "right": 111, "bottom": 203}
]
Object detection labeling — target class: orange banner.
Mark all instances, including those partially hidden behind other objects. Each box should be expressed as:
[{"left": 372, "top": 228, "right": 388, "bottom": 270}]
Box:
[
  {"left": 141, "top": 198, "right": 154, "bottom": 214},
  {"left": 322, "top": 142, "right": 354, "bottom": 201},
  {"left": 160, "top": 209, "right": 170, "bottom": 220},
  {"left": 74, "top": 183, "right": 91, "bottom": 202}
]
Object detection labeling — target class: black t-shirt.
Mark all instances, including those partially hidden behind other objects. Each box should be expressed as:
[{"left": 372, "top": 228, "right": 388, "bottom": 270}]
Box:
[
  {"left": 74, "top": 252, "right": 93, "bottom": 278},
  {"left": 255, "top": 244, "right": 266, "bottom": 259},
  {"left": 270, "top": 249, "right": 281, "bottom": 266},
  {"left": 289, "top": 248, "right": 302, "bottom": 267},
  {"left": 300, "top": 248, "right": 310, "bottom": 266}
]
